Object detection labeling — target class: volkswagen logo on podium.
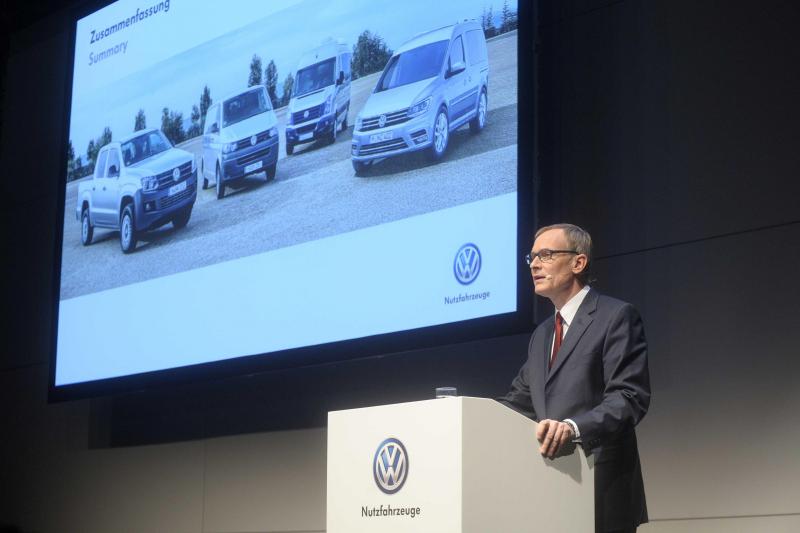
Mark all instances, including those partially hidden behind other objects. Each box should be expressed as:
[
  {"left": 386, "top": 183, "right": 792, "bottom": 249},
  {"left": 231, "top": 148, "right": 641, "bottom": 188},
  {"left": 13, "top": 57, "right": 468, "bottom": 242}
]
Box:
[
  {"left": 373, "top": 438, "right": 409, "bottom": 494},
  {"left": 454, "top": 243, "right": 481, "bottom": 285}
]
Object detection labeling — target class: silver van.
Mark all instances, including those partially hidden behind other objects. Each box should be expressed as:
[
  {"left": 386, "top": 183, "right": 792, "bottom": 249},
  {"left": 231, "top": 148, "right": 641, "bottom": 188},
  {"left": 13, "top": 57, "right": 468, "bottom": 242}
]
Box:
[
  {"left": 285, "top": 39, "right": 351, "bottom": 155},
  {"left": 201, "top": 85, "right": 280, "bottom": 199},
  {"left": 350, "top": 21, "right": 489, "bottom": 175}
]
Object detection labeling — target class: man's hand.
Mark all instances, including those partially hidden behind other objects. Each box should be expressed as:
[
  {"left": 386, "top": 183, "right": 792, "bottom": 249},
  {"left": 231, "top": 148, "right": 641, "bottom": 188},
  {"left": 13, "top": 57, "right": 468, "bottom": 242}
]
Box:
[{"left": 536, "top": 419, "right": 575, "bottom": 459}]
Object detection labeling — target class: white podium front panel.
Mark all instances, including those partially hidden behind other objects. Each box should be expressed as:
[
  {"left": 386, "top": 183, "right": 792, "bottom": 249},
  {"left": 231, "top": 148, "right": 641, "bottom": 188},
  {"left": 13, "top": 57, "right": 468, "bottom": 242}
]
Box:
[
  {"left": 327, "top": 398, "right": 463, "bottom": 533},
  {"left": 327, "top": 397, "right": 594, "bottom": 533}
]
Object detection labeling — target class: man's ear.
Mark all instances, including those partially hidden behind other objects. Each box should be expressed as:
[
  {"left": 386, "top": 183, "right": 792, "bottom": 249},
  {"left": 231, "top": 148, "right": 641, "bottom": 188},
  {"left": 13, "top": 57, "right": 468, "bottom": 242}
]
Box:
[{"left": 572, "top": 254, "right": 588, "bottom": 275}]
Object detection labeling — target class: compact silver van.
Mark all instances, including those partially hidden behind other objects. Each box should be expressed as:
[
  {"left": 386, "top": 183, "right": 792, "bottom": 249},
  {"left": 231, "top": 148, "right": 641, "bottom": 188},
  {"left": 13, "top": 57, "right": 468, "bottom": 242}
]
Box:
[
  {"left": 285, "top": 39, "right": 351, "bottom": 155},
  {"left": 350, "top": 21, "right": 489, "bottom": 175},
  {"left": 201, "top": 85, "right": 280, "bottom": 199}
]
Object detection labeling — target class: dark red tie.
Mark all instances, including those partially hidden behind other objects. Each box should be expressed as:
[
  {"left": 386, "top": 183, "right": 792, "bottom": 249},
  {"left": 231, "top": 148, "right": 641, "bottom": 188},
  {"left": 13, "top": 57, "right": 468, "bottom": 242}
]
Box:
[{"left": 550, "top": 312, "right": 564, "bottom": 369}]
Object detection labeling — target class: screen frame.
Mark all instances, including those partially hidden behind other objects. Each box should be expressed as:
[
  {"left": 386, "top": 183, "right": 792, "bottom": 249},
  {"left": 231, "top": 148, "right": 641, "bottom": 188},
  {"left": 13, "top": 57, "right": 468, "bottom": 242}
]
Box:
[{"left": 48, "top": 0, "right": 536, "bottom": 402}]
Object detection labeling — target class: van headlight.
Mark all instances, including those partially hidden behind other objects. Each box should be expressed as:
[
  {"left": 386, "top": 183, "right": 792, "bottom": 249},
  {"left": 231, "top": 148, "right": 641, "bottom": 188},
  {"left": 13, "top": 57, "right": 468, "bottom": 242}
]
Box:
[
  {"left": 141, "top": 176, "right": 159, "bottom": 192},
  {"left": 269, "top": 127, "right": 278, "bottom": 138},
  {"left": 355, "top": 115, "right": 363, "bottom": 131},
  {"left": 323, "top": 95, "right": 333, "bottom": 115},
  {"left": 287, "top": 111, "right": 294, "bottom": 126},
  {"left": 408, "top": 97, "right": 432, "bottom": 118},
  {"left": 223, "top": 142, "right": 238, "bottom": 154},
  {"left": 191, "top": 157, "right": 196, "bottom": 173}
]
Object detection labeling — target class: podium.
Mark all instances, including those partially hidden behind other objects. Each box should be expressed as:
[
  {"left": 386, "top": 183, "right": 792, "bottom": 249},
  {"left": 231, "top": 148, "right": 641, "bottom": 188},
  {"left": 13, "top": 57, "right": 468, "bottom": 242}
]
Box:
[{"left": 327, "top": 396, "right": 594, "bottom": 533}]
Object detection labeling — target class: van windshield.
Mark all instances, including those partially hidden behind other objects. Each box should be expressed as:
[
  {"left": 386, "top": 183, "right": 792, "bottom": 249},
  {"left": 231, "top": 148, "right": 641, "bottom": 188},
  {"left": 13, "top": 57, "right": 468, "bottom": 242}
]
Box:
[
  {"left": 223, "top": 88, "right": 272, "bottom": 128},
  {"left": 376, "top": 40, "right": 448, "bottom": 92},
  {"left": 121, "top": 130, "right": 172, "bottom": 166},
  {"left": 294, "top": 58, "right": 336, "bottom": 97}
]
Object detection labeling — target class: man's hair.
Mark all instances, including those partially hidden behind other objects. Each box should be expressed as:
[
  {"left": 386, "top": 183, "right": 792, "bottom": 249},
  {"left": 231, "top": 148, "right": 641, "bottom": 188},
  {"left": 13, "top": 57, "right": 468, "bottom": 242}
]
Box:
[{"left": 534, "top": 223, "right": 593, "bottom": 284}]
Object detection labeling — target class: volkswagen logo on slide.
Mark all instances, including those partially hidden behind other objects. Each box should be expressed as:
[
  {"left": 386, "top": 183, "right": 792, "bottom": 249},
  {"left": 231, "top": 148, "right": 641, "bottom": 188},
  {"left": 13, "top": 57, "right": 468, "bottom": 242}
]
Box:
[
  {"left": 454, "top": 243, "right": 481, "bottom": 285},
  {"left": 373, "top": 438, "right": 409, "bottom": 494}
]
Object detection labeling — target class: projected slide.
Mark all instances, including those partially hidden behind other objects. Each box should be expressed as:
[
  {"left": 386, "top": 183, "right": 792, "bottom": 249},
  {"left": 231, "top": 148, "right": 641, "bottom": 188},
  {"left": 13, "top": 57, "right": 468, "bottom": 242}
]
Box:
[{"left": 57, "top": 0, "right": 520, "bottom": 386}]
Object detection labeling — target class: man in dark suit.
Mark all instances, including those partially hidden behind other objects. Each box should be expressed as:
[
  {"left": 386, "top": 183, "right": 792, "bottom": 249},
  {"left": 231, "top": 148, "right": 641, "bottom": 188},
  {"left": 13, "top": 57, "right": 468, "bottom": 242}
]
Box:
[{"left": 500, "top": 223, "right": 650, "bottom": 533}]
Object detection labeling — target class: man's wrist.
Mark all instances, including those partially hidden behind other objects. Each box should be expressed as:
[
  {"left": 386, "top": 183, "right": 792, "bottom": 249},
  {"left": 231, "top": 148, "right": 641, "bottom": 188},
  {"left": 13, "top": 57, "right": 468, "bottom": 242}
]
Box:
[{"left": 563, "top": 419, "right": 581, "bottom": 442}]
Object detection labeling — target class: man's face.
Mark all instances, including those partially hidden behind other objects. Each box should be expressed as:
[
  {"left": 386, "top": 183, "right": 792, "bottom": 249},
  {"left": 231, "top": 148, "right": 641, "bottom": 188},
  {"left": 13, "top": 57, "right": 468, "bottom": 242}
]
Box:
[{"left": 529, "top": 229, "right": 582, "bottom": 300}]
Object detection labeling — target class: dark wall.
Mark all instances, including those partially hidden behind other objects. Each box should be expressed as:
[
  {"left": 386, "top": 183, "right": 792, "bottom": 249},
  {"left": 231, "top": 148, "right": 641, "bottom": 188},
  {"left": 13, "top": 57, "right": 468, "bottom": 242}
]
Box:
[{"left": 536, "top": 0, "right": 800, "bottom": 520}]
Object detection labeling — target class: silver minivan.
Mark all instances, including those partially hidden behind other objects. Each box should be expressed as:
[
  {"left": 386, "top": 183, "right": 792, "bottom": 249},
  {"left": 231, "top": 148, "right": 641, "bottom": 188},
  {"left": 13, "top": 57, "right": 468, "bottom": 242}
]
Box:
[
  {"left": 201, "top": 85, "right": 280, "bottom": 199},
  {"left": 285, "top": 39, "right": 351, "bottom": 155},
  {"left": 350, "top": 21, "right": 489, "bottom": 175}
]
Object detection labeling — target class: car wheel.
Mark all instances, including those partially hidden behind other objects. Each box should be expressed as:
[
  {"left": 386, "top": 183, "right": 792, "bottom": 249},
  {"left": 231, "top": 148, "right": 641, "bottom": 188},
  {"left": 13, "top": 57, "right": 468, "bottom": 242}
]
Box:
[
  {"left": 172, "top": 206, "right": 191, "bottom": 229},
  {"left": 120, "top": 204, "right": 137, "bottom": 254},
  {"left": 216, "top": 164, "right": 225, "bottom": 199},
  {"left": 352, "top": 160, "right": 371, "bottom": 177},
  {"left": 81, "top": 208, "right": 93, "bottom": 246},
  {"left": 329, "top": 119, "right": 338, "bottom": 144},
  {"left": 265, "top": 161, "right": 277, "bottom": 181},
  {"left": 201, "top": 161, "right": 209, "bottom": 189},
  {"left": 469, "top": 89, "right": 487, "bottom": 133},
  {"left": 429, "top": 106, "right": 449, "bottom": 161}
]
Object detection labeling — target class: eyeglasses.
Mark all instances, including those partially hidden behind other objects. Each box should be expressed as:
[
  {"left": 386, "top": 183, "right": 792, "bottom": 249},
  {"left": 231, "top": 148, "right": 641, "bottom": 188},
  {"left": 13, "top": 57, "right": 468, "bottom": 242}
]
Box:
[{"left": 524, "top": 249, "right": 579, "bottom": 265}]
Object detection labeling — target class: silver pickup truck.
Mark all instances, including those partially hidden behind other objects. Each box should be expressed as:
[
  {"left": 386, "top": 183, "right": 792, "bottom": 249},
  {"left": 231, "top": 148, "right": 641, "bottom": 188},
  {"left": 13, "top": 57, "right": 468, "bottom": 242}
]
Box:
[{"left": 76, "top": 128, "right": 197, "bottom": 253}]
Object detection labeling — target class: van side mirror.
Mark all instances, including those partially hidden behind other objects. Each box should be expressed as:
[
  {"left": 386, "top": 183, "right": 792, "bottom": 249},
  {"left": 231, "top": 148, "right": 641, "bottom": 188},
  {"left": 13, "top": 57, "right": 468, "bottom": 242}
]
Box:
[
  {"left": 337, "top": 71, "right": 345, "bottom": 85},
  {"left": 447, "top": 60, "right": 466, "bottom": 78},
  {"left": 211, "top": 122, "right": 219, "bottom": 134},
  {"left": 108, "top": 164, "right": 119, "bottom": 177}
]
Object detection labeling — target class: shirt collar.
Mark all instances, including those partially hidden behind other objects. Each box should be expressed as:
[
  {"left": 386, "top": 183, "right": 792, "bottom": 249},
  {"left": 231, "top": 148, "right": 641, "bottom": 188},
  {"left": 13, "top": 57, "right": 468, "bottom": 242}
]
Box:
[{"left": 555, "top": 285, "right": 591, "bottom": 327}]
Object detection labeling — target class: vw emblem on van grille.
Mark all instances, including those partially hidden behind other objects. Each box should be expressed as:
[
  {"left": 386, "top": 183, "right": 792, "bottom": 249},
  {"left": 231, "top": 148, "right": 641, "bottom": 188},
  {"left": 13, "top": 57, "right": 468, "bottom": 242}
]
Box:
[
  {"left": 250, "top": 135, "right": 257, "bottom": 146},
  {"left": 378, "top": 114, "right": 387, "bottom": 128},
  {"left": 304, "top": 109, "right": 310, "bottom": 119},
  {"left": 172, "top": 168, "right": 180, "bottom": 181},
  {"left": 373, "top": 438, "right": 408, "bottom": 494},
  {"left": 454, "top": 243, "right": 482, "bottom": 285}
]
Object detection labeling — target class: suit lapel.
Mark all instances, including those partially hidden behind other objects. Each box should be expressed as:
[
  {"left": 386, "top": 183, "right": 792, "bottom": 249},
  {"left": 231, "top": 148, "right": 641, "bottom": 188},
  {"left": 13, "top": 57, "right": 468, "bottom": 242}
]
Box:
[
  {"left": 535, "top": 318, "right": 553, "bottom": 408},
  {"left": 546, "top": 289, "right": 598, "bottom": 385}
]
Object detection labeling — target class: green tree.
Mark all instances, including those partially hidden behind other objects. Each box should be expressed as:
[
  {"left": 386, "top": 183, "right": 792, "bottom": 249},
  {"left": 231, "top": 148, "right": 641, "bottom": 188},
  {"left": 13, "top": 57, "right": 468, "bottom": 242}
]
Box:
[
  {"left": 161, "top": 107, "right": 186, "bottom": 145},
  {"left": 187, "top": 104, "right": 202, "bottom": 138},
  {"left": 485, "top": 6, "right": 497, "bottom": 38},
  {"left": 66, "top": 140, "right": 75, "bottom": 180},
  {"left": 199, "top": 85, "right": 212, "bottom": 131},
  {"left": 85, "top": 127, "right": 112, "bottom": 172},
  {"left": 98, "top": 126, "right": 113, "bottom": 148},
  {"left": 74, "top": 156, "right": 83, "bottom": 179},
  {"left": 86, "top": 139, "right": 98, "bottom": 171},
  {"left": 500, "top": 0, "right": 517, "bottom": 33},
  {"left": 248, "top": 54, "right": 263, "bottom": 87},
  {"left": 134, "top": 108, "right": 147, "bottom": 131},
  {"left": 265, "top": 59, "right": 279, "bottom": 108},
  {"left": 281, "top": 73, "right": 294, "bottom": 107},
  {"left": 351, "top": 30, "right": 393, "bottom": 79}
]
